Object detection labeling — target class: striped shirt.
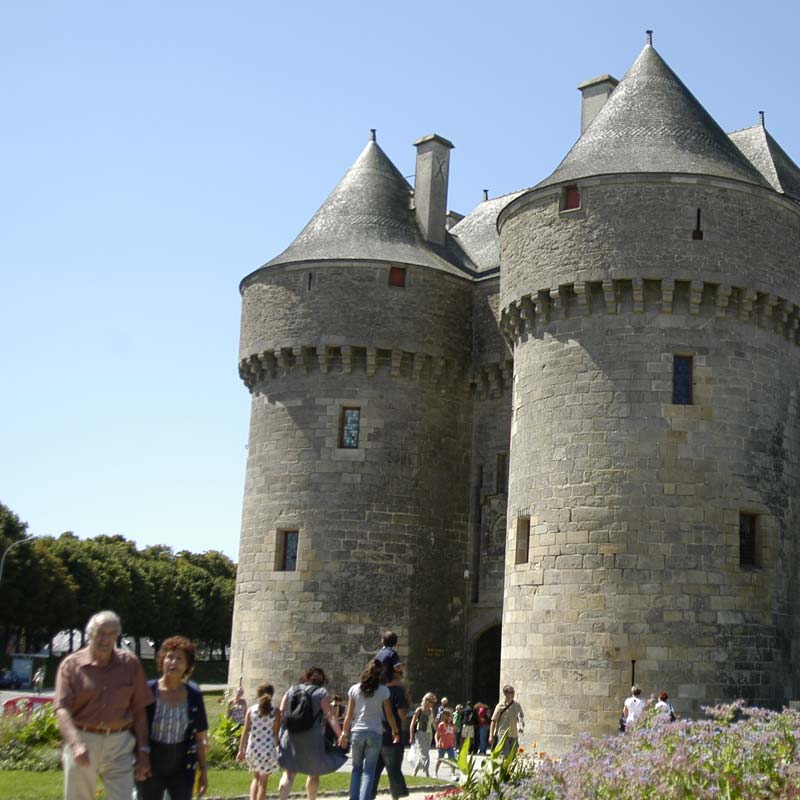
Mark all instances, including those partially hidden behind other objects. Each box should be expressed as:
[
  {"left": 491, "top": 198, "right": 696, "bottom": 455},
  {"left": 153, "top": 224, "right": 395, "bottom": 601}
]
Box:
[{"left": 151, "top": 696, "right": 189, "bottom": 743}]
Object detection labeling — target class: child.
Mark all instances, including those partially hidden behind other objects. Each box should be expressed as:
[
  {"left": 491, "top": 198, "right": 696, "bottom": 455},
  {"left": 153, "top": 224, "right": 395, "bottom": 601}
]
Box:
[
  {"left": 237, "top": 683, "right": 281, "bottom": 800},
  {"left": 434, "top": 709, "right": 458, "bottom": 780}
]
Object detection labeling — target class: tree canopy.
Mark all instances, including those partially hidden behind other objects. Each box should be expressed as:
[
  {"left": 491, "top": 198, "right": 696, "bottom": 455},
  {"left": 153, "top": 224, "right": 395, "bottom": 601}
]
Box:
[{"left": 0, "top": 502, "right": 236, "bottom": 657}]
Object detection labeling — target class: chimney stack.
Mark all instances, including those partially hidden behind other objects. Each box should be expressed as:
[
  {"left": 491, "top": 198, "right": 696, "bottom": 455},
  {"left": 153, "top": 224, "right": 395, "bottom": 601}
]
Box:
[
  {"left": 413, "top": 134, "right": 454, "bottom": 246},
  {"left": 577, "top": 74, "right": 619, "bottom": 134}
]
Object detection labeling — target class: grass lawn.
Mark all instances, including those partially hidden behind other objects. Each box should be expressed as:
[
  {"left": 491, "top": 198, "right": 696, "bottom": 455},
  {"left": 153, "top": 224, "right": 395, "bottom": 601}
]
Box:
[{"left": 0, "top": 769, "right": 446, "bottom": 799}]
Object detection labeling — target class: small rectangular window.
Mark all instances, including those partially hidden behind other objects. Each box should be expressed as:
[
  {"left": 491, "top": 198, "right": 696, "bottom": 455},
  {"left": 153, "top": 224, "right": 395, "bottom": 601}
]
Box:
[
  {"left": 672, "top": 355, "right": 693, "bottom": 405},
  {"left": 388, "top": 267, "right": 406, "bottom": 287},
  {"left": 277, "top": 530, "right": 299, "bottom": 571},
  {"left": 692, "top": 208, "right": 704, "bottom": 240},
  {"left": 339, "top": 407, "right": 360, "bottom": 448},
  {"left": 515, "top": 517, "right": 530, "bottom": 564},
  {"left": 563, "top": 186, "right": 581, "bottom": 210},
  {"left": 496, "top": 452, "right": 507, "bottom": 494},
  {"left": 739, "top": 513, "right": 756, "bottom": 567}
]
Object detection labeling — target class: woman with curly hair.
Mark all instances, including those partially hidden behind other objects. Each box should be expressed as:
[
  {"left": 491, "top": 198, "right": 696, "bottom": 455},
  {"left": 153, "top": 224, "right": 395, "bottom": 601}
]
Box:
[{"left": 136, "top": 636, "right": 208, "bottom": 800}]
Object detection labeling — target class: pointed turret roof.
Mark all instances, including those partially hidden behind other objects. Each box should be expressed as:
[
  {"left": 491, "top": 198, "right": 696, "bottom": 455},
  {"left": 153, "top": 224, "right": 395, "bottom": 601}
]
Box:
[
  {"left": 537, "top": 41, "right": 768, "bottom": 189},
  {"left": 728, "top": 119, "right": 800, "bottom": 202},
  {"left": 449, "top": 191, "right": 525, "bottom": 274},
  {"left": 263, "top": 136, "right": 465, "bottom": 275}
]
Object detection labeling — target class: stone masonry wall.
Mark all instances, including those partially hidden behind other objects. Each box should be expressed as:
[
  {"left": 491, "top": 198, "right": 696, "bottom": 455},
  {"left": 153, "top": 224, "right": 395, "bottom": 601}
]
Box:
[
  {"left": 498, "top": 177, "right": 800, "bottom": 754},
  {"left": 231, "top": 261, "right": 474, "bottom": 704},
  {"left": 240, "top": 262, "right": 473, "bottom": 363}
]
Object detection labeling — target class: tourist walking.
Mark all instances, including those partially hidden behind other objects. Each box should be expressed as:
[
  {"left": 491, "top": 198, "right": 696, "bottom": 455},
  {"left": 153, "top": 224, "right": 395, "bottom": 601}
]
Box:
[
  {"left": 453, "top": 704, "right": 463, "bottom": 749},
  {"left": 475, "top": 702, "right": 491, "bottom": 754},
  {"left": 237, "top": 683, "right": 281, "bottom": 800},
  {"left": 54, "top": 610, "right": 153, "bottom": 800},
  {"left": 369, "top": 663, "right": 410, "bottom": 800},
  {"left": 488, "top": 686, "right": 524, "bottom": 758},
  {"left": 434, "top": 708, "right": 457, "bottom": 780},
  {"left": 620, "top": 685, "right": 644, "bottom": 731},
  {"left": 655, "top": 691, "right": 676, "bottom": 721},
  {"left": 375, "top": 631, "right": 403, "bottom": 681},
  {"left": 277, "top": 667, "right": 346, "bottom": 800},
  {"left": 461, "top": 701, "right": 475, "bottom": 749},
  {"left": 409, "top": 693, "right": 437, "bottom": 777},
  {"left": 227, "top": 687, "right": 248, "bottom": 727},
  {"left": 339, "top": 660, "right": 400, "bottom": 800},
  {"left": 136, "top": 636, "right": 209, "bottom": 800}
]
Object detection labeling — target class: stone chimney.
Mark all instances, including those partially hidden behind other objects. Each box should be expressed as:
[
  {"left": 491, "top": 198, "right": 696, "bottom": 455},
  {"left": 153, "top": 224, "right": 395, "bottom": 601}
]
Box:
[
  {"left": 413, "top": 134, "right": 454, "bottom": 246},
  {"left": 577, "top": 75, "right": 619, "bottom": 134}
]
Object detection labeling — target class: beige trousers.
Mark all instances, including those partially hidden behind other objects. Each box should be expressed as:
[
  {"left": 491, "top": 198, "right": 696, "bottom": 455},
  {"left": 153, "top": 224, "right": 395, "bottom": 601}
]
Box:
[{"left": 62, "top": 729, "right": 136, "bottom": 800}]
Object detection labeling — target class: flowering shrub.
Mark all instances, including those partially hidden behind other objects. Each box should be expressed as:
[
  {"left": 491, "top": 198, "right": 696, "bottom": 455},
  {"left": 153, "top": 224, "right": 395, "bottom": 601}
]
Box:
[
  {"left": 502, "top": 701, "right": 800, "bottom": 800},
  {"left": 0, "top": 704, "right": 61, "bottom": 770},
  {"left": 425, "top": 786, "right": 463, "bottom": 800}
]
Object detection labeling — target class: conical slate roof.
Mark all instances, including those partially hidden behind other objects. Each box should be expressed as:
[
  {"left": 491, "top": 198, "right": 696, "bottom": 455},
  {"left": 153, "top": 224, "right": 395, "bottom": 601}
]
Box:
[
  {"left": 449, "top": 191, "right": 525, "bottom": 273},
  {"left": 729, "top": 122, "right": 800, "bottom": 202},
  {"left": 264, "top": 137, "right": 465, "bottom": 274},
  {"left": 537, "top": 42, "right": 769, "bottom": 189}
]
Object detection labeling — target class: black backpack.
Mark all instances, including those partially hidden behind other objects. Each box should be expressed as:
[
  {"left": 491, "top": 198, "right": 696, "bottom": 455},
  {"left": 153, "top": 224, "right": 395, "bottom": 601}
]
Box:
[
  {"left": 283, "top": 685, "right": 321, "bottom": 732},
  {"left": 462, "top": 707, "right": 475, "bottom": 726}
]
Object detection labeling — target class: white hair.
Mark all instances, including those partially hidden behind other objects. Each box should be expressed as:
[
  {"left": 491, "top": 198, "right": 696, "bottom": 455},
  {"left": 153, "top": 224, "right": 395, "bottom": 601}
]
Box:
[{"left": 86, "top": 610, "right": 122, "bottom": 640}]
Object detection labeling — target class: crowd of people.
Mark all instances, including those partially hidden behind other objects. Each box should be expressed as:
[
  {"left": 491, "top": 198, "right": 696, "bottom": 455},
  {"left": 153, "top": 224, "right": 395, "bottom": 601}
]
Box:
[{"left": 52, "top": 615, "right": 526, "bottom": 800}]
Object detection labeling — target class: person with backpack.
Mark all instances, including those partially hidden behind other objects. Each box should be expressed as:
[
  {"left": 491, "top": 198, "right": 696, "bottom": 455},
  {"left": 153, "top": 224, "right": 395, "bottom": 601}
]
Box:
[
  {"left": 277, "top": 667, "right": 346, "bottom": 800},
  {"left": 338, "top": 661, "right": 400, "bottom": 800},
  {"left": 237, "top": 683, "right": 281, "bottom": 800}
]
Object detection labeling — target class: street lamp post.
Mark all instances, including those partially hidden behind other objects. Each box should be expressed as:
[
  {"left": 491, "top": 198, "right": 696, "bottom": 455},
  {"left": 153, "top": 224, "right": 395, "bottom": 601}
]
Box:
[{"left": 0, "top": 536, "right": 33, "bottom": 587}]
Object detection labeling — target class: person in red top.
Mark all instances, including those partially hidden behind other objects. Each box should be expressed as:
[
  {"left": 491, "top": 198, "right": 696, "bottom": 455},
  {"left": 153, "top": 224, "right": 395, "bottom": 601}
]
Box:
[
  {"left": 434, "top": 709, "right": 457, "bottom": 780},
  {"left": 475, "top": 703, "right": 491, "bottom": 754},
  {"left": 54, "top": 610, "right": 154, "bottom": 800}
]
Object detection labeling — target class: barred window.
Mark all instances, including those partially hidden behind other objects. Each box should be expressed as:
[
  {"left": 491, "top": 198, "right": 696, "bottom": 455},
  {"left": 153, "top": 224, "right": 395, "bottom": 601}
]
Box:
[
  {"left": 339, "top": 407, "right": 361, "bottom": 449},
  {"left": 673, "top": 355, "right": 693, "bottom": 405}
]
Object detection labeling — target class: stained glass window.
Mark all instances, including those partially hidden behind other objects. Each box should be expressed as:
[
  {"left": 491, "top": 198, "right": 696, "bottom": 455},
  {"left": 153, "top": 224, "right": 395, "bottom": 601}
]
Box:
[
  {"left": 673, "top": 355, "right": 693, "bottom": 405},
  {"left": 340, "top": 407, "right": 360, "bottom": 449}
]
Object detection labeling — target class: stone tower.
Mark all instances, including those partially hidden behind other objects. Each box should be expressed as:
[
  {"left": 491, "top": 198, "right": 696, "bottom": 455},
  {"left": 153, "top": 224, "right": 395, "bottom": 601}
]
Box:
[
  {"left": 230, "top": 133, "right": 478, "bottom": 701},
  {"left": 498, "top": 38, "right": 800, "bottom": 752},
  {"left": 231, "top": 36, "right": 800, "bottom": 753}
]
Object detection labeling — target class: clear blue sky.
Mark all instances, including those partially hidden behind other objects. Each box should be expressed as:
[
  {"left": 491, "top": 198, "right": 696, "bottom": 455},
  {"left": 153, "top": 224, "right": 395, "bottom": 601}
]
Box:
[{"left": 2, "top": 0, "right": 798, "bottom": 560}]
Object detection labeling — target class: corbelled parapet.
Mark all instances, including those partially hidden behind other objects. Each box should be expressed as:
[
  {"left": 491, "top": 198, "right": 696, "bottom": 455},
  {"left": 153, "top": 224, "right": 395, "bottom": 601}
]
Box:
[
  {"left": 499, "top": 278, "right": 800, "bottom": 346},
  {"left": 238, "top": 341, "right": 513, "bottom": 399}
]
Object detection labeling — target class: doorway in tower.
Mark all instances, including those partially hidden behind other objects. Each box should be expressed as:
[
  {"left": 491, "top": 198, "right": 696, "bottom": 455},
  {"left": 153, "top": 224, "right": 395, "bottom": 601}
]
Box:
[{"left": 471, "top": 625, "right": 501, "bottom": 707}]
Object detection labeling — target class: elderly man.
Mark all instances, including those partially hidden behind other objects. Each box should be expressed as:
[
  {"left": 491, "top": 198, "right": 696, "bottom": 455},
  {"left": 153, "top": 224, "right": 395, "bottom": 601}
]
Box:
[
  {"left": 488, "top": 685, "right": 524, "bottom": 758},
  {"left": 54, "top": 610, "right": 154, "bottom": 800}
]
